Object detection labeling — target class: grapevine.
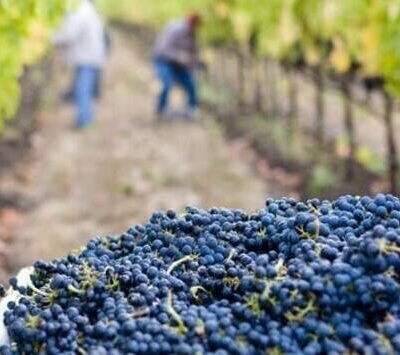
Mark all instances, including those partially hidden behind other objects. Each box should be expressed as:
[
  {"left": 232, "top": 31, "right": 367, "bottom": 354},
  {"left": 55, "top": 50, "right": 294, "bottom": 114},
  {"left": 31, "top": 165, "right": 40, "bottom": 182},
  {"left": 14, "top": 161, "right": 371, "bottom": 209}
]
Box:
[{"left": 0, "top": 0, "right": 71, "bottom": 127}]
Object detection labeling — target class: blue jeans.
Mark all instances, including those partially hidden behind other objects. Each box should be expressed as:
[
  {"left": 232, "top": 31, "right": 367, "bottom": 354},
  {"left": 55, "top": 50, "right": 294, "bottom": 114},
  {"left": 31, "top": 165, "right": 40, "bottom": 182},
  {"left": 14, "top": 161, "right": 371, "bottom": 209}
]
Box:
[
  {"left": 73, "top": 66, "right": 101, "bottom": 128},
  {"left": 153, "top": 57, "right": 198, "bottom": 114}
]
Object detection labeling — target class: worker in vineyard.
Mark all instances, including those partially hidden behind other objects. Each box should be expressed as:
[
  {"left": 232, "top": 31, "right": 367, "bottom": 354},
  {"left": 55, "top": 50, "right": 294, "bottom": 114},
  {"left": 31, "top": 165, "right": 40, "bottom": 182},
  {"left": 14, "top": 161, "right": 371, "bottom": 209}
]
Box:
[
  {"left": 53, "top": 0, "right": 107, "bottom": 129},
  {"left": 153, "top": 13, "right": 202, "bottom": 121}
]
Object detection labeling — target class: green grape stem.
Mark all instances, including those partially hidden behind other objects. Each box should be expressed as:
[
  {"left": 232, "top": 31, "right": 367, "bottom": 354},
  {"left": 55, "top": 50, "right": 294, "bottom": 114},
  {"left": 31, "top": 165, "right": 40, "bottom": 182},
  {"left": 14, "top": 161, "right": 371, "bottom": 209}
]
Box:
[
  {"left": 166, "top": 290, "right": 188, "bottom": 334},
  {"left": 167, "top": 255, "right": 197, "bottom": 275}
]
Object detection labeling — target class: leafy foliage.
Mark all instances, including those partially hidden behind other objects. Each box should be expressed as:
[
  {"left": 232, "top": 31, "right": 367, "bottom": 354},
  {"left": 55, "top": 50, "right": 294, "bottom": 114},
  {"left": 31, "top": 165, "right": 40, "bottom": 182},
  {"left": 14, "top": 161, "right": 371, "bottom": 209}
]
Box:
[
  {"left": 96, "top": 0, "right": 400, "bottom": 95},
  {"left": 0, "top": 0, "right": 70, "bottom": 127}
]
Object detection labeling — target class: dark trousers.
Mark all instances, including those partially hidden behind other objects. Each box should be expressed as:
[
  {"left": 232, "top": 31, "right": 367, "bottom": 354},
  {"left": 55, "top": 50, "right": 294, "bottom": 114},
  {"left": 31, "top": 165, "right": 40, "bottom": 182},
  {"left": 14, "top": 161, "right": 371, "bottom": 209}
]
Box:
[{"left": 153, "top": 57, "right": 198, "bottom": 114}]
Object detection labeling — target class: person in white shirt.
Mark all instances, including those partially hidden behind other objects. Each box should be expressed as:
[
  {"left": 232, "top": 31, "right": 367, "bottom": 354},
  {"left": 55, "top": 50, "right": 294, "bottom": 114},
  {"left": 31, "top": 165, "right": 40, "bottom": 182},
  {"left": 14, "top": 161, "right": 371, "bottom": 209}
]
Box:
[{"left": 54, "top": 0, "right": 107, "bottom": 128}]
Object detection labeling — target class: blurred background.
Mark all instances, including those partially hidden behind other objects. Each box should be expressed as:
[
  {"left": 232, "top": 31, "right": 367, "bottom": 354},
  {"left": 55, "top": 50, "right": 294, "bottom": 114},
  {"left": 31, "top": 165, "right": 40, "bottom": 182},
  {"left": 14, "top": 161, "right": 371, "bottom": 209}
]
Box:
[{"left": 1, "top": 0, "right": 400, "bottom": 281}]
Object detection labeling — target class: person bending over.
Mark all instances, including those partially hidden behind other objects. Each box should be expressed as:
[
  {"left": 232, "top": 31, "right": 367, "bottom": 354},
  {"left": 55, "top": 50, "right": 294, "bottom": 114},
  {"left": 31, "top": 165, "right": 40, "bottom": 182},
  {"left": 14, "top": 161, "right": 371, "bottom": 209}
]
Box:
[{"left": 153, "top": 13, "right": 202, "bottom": 121}]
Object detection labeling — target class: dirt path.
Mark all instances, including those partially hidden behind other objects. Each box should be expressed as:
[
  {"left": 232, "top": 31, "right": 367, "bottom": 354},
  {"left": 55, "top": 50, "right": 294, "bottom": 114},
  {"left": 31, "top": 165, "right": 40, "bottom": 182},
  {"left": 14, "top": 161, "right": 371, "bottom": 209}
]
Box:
[{"left": 4, "top": 32, "right": 291, "bottom": 276}]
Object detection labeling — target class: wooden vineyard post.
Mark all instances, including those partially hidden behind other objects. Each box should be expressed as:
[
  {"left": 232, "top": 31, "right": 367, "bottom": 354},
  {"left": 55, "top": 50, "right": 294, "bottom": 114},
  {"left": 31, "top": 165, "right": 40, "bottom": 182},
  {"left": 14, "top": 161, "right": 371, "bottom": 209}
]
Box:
[
  {"left": 287, "top": 67, "right": 299, "bottom": 126},
  {"left": 364, "top": 88, "right": 372, "bottom": 106},
  {"left": 216, "top": 50, "right": 225, "bottom": 91},
  {"left": 383, "top": 93, "right": 399, "bottom": 194},
  {"left": 260, "top": 58, "right": 271, "bottom": 116},
  {"left": 253, "top": 57, "right": 264, "bottom": 113},
  {"left": 210, "top": 50, "right": 220, "bottom": 91},
  {"left": 314, "top": 69, "right": 325, "bottom": 148},
  {"left": 342, "top": 80, "right": 356, "bottom": 179},
  {"left": 263, "top": 59, "right": 271, "bottom": 116},
  {"left": 266, "top": 60, "right": 278, "bottom": 117},
  {"left": 236, "top": 48, "right": 246, "bottom": 108},
  {"left": 207, "top": 51, "right": 216, "bottom": 89}
]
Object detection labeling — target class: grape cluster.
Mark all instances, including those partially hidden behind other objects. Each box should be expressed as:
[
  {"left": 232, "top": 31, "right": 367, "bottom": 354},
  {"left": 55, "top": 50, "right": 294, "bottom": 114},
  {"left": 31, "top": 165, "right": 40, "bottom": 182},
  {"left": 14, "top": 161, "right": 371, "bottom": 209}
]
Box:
[{"left": 1, "top": 194, "right": 400, "bottom": 354}]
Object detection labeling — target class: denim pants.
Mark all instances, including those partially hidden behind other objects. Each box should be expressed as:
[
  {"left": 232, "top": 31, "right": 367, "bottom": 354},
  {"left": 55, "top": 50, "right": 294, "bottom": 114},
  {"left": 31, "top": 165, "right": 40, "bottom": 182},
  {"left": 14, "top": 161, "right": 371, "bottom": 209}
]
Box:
[
  {"left": 153, "top": 57, "right": 198, "bottom": 114},
  {"left": 73, "top": 66, "right": 101, "bottom": 128}
]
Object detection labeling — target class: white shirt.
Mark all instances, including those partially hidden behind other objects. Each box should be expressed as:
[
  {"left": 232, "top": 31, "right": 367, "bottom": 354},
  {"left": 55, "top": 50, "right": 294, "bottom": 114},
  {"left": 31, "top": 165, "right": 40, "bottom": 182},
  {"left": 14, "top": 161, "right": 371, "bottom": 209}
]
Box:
[{"left": 54, "top": 0, "right": 106, "bottom": 68}]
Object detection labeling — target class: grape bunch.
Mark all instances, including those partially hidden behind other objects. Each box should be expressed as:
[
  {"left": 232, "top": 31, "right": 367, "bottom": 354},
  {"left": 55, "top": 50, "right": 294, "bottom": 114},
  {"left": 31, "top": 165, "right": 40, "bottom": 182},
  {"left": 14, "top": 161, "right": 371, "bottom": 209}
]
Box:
[{"left": 1, "top": 194, "right": 400, "bottom": 354}]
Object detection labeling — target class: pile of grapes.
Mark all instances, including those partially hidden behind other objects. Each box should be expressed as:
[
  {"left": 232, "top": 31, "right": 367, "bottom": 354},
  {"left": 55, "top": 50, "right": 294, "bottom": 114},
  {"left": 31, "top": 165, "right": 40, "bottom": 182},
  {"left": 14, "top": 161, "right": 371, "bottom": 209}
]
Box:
[{"left": 1, "top": 194, "right": 400, "bottom": 354}]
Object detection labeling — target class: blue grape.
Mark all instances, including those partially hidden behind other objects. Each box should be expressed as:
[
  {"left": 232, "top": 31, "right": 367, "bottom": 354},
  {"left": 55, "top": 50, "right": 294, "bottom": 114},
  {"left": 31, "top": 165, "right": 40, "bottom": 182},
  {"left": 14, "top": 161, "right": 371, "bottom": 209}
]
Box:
[{"left": 0, "top": 194, "right": 400, "bottom": 354}]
